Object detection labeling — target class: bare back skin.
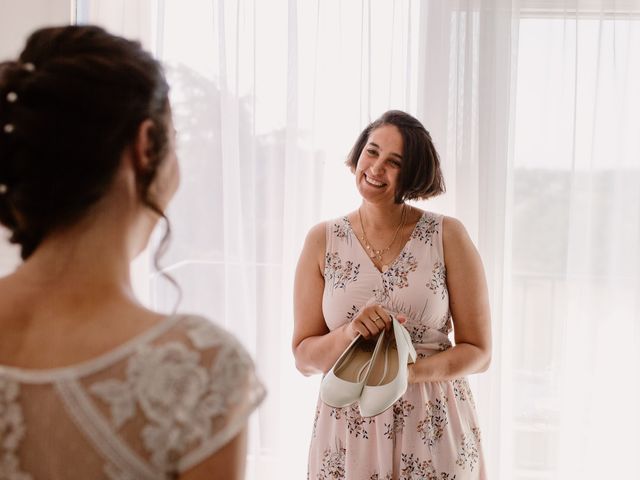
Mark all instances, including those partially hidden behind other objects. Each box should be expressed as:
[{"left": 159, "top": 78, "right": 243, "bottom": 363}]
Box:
[{"left": 0, "top": 121, "right": 247, "bottom": 480}]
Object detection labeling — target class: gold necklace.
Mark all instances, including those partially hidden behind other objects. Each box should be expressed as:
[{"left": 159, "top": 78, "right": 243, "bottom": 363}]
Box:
[{"left": 358, "top": 204, "right": 407, "bottom": 272}]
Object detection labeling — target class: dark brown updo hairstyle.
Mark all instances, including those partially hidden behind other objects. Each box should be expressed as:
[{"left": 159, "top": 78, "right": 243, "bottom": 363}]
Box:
[
  {"left": 346, "top": 110, "right": 446, "bottom": 203},
  {"left": 0, "top": 25, "right": 170, "bottom": 259}
]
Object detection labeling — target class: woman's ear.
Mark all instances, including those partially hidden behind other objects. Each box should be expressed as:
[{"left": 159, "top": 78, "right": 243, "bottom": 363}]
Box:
[{"left": 131, "top": 119, "right": 156, "bottom": 176}]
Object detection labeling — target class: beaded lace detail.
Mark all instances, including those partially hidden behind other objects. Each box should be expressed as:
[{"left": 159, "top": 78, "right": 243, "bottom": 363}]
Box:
[{"left": 0, "top": 315, "right": 265, "bottom": 479}]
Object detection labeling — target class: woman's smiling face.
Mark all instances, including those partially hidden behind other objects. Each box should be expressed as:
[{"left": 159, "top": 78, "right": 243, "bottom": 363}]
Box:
[{"left": 355, "top": 124, "right": 404, "bottom": 204}]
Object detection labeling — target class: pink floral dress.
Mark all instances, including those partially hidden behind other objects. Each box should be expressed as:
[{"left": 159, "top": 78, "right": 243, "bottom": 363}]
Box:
[{"left": 308, "top": 211, "right": 486, "bottom": 480}]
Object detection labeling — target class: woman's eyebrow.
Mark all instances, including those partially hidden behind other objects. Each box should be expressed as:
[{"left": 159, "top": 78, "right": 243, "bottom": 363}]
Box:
[{"left": 367, "top": 142, "right": 402, "bottom": 160}]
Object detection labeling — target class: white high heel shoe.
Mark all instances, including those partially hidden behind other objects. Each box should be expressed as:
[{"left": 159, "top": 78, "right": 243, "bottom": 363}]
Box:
[
  {"left": 320, "top": 330, "right": 387, "bottom": 408},
  {"left": 358, "top": 318, "right": 417, "bottom": 417}
]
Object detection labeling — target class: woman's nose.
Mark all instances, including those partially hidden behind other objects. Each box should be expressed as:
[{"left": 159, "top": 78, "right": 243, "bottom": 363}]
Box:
[{"left": 369, "top": 158, "right": 385, "bottom": 175}]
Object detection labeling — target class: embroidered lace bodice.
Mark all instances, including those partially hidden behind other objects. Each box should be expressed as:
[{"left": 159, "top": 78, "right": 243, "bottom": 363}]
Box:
[{"left": 0, "top": 314, "right": 265, "bottom": 480}]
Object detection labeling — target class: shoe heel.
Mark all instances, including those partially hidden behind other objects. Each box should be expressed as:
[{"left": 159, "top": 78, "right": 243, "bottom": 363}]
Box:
[
  {"left": 408, "top": 342, "right": 417, "bottom": 364},
  {"left": 403, "top": 328, "right": 417, "bottom": 364}
]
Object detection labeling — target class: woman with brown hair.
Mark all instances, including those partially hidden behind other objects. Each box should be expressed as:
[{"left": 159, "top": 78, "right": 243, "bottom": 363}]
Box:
[
  {"left": 0, "top": 25, "right": 264, "bottom": 479},
  {"left": 294, "top": 110, "right": 491, "bottom": 479}
]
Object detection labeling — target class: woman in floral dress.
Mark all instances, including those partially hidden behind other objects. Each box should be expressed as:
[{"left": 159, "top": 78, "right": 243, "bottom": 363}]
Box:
[{"left": 293, "top": 110, "right": 491, "bottom": 479}]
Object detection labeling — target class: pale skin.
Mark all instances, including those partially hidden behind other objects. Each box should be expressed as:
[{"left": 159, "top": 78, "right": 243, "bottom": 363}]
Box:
[
  {"left": 293, "top": 124, "right": 491, "bottom": 383},
  {"left": 0, "top": 116, "right": 246, "bottom": 480}
]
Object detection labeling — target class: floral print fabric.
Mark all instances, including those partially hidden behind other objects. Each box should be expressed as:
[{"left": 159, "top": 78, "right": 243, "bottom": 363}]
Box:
[{"left": 311, "top": 212, "right": 486, "bottom": 479}]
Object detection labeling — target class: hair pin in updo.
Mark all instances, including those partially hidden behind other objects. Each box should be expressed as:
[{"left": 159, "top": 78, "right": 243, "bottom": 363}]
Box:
[
  {"left": 0, "top": 184, "right": 7, "bottom": 195},
  {"left": 6, "top": 92, "right": 17, "bottom": 103},
  {"left": 3, "top": 124, "right": 14, "bottom": 134},
  {"left": 23, "top": 62, "right": 35, "bottom": 72}
]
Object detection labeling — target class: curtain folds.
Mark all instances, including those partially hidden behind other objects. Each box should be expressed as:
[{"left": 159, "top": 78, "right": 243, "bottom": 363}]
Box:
[{"left": 77, "top": 0, "right": 640, "bottom": 478}]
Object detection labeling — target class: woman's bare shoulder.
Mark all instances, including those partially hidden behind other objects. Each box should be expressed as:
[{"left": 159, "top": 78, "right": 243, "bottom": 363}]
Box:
[
  {"left": 442, "top": 215, "right": 468, "bottom": 239},
  {"left": 306, "top": 221, "right": 327, "bottom": 243}
]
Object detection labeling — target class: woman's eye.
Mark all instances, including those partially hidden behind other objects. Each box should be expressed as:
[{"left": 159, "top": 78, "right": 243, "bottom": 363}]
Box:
[
  {"left": 367, "top": 149, "right": 378, "bottom": 156},
  {"left": 388, "top": 159, "right": 401, "bottom": 167}
]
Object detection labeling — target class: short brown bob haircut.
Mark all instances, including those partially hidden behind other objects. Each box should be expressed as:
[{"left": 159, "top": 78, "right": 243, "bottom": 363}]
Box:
[{"left": 346, "top": 110, "right": 445, "bottom": 203}]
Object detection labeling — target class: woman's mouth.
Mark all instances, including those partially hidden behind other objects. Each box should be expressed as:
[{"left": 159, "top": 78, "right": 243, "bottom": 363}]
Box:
[{"left": 364, "top": 173, "right": 387, "bottom": 188}]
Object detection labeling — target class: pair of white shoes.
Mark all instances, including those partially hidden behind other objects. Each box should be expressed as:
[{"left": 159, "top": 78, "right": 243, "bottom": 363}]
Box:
[{"left": 320, "top": 317, "right": 417, "bottom": 417}]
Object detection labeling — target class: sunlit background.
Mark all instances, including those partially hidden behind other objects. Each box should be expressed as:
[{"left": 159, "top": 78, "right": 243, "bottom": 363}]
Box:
[{"left": 1, "top": 1, "right": 639, "bottom": 478}]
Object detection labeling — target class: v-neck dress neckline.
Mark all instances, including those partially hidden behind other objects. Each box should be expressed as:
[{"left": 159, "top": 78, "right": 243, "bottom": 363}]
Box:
[
  {"left": 344, "top": 211, "right": 426, "bottom": 275},
  {"left": 314, "top": 209, "right": 487, "bottom": 479}
]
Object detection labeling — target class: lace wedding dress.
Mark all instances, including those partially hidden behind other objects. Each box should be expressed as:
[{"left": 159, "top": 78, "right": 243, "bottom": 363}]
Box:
[{"left": 0, "top": 314, "right": 265, "bottom": 479}]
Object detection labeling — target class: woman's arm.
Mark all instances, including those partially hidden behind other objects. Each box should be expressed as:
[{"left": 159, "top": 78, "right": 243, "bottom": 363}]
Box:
[
  {"left": 293, "top": 221, "right": 412, "bottom": 376},
  {"left": 408, "top": 216, "right": 492, "bottom": 383},
  {"left": 179, "top": 429, "right": 247, "bottom": 480},
  {"left": 292, "top": 222, "right": 355, "bottom": 375}
]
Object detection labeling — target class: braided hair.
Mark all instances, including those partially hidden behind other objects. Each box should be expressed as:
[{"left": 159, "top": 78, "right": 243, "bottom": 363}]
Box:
[{"left": 0, "top": 25, "right": 170, "bottom": 259}]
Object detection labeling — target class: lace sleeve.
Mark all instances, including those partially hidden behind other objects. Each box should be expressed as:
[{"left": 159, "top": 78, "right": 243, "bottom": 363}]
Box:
[
  {"left": 86, "top": 315, "right": 266, "bottom": 476},
  {"left": 174, "top": 316, "right": 266, "bottom": 473}
]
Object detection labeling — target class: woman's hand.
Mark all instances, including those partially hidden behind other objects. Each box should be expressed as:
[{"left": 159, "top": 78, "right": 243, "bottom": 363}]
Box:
[{"left": 345, "top": 304, "right": 393, "bottom": 339}]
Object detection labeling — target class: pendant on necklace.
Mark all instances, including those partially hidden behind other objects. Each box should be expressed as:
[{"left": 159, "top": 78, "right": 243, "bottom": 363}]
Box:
[{"left": 381, "top": 264, "right": 389, "bottom": 273}]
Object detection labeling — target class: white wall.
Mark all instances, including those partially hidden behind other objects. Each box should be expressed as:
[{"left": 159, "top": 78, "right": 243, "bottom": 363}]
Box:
[
  {"left": 0, "top": 0, "right": 72, "bottom": 58},
  {"left": 0, "top": 0, "right": 73, "bottom": 274}
]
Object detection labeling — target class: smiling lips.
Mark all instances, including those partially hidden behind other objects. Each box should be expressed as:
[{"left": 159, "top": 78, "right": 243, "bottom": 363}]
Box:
[{"left": 364, "top": 173, "right": 387, "bottom": 188}]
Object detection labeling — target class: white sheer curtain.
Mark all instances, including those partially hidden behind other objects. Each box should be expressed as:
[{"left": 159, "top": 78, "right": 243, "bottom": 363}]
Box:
[
  {"left": 509, "top": 3, "right": 640, "bottom": 478},
  {"left": 77, "top": 0, "right": 640, "bottom": 478},
  {"left": 411, "top": 3, "right": 519, "bottom": 476}
]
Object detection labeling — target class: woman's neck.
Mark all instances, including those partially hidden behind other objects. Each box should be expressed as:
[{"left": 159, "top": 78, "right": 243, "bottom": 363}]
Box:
[
  {"left": 359, "top": 201, "right": 407, "bottom": 231},
  {"left": 12, "top": 202, "right": 152, "bottom": 302}
]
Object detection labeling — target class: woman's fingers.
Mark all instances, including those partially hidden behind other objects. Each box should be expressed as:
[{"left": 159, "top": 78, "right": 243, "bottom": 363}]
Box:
[
  {"left": 369, "top": 313, "right": 387, "bottom": 333},
  {"left": 372, "top": 305, "right": 392, "bottom": 330},
  {"left": 351, "top": 319, "right": 373, "bottom": 338},
  {"left": 363, "top": 305, "right": 390, "bottom": 336},
  {"left": 364, "top": 316, "right": 384, "bottom": 336},
  {"left": 350, "top": 304, "right": 397, "bottom": 338}
]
